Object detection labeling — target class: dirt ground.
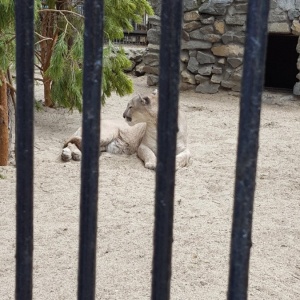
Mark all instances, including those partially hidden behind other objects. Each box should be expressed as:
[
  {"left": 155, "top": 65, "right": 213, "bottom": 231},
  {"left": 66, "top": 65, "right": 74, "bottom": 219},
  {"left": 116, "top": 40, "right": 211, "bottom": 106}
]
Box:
[{"left": 1, "top": 75, "right": 300, "bottom": 299}]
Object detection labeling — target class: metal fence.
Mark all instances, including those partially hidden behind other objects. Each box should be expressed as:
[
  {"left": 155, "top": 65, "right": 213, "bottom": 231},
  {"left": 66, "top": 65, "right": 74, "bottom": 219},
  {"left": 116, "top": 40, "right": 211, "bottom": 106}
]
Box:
[
  {"left": 112, "top": 14, "right": 149, "bottom": 45},
  {"left": 15, "top": 0, "right": 270, "bottom": 299}
]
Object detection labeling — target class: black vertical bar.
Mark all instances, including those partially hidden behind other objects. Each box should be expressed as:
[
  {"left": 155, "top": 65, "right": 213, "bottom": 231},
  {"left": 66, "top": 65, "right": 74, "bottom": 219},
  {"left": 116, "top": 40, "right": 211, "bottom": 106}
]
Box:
[
  {"left": 15, "top": 0, "right": 35, "bottom": 299},
  {"left": 77, "top": 0, "right": 103, "bottom": 299},
  {"left": 151, "top": 1, "right": 183, "bottom": 299},
  {"left": 228, "top": 1, "right": 270, "bottom": 299}
]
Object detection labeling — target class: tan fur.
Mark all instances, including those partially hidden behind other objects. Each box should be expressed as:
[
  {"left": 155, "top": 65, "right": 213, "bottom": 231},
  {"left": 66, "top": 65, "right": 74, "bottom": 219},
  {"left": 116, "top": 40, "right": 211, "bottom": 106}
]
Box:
[
  {"left": 62, "top": 90, "right": 190, "bottom": 170},
  {"left": 61, "top": 119, "right": 146, "bottom": 162},
  {"left": 123, "top": 90, "right": 190, "bottom": 169}
]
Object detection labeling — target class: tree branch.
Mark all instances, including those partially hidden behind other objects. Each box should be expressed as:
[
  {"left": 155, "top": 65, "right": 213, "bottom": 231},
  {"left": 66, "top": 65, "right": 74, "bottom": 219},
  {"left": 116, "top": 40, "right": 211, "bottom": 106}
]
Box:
[
  {"left": 6, "top": 82, "right": 16, "bottom": 93},
  {"left": 35, "top": 31, "right": 54, "bottom": 41},
  {"left": 38, "top": 8, "right": 84, "bottom": 19},
  {"left": 34, "top": 63, "right": 43, "bottom": 71},
  {"left": 34, "top": 77, "right": 44, "bottom": 82},
  {"left": 34, "top": 51, "right": 42, "bottom": 65},
  {"left": 6, "top": 70, "right": 16, "bottom": 109}
]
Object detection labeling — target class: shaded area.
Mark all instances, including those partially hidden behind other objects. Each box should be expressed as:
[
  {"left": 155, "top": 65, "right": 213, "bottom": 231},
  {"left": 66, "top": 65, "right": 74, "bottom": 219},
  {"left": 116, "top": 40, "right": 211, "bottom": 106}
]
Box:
[{"left": 265, "top": 34, "right": 298, "bottom": 90}]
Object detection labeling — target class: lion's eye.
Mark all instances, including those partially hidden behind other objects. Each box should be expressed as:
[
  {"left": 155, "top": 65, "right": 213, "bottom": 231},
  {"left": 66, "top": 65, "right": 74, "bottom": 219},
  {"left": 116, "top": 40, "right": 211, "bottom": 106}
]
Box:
[{"left": 129, "top": 106, "right": 133, "bottom": 109}]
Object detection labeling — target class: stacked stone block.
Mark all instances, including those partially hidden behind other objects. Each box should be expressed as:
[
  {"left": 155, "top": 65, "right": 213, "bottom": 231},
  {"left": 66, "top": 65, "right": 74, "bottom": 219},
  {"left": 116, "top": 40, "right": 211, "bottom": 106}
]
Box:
[{"left": 145, "top": 0, "right": 300, "bottom": 95}]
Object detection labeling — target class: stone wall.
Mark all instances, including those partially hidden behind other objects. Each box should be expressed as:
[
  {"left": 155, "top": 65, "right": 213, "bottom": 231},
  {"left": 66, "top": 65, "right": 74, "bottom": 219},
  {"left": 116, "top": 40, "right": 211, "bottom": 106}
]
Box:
[{"left": 144, "top": 0, "right": 300, "bottom": 95}]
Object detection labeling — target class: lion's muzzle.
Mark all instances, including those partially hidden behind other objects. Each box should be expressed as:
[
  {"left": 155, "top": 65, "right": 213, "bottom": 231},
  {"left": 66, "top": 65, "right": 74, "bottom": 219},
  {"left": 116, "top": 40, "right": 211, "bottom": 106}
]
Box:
[{"left": 123, "top": 112, "right": 132, "bottom": 123}]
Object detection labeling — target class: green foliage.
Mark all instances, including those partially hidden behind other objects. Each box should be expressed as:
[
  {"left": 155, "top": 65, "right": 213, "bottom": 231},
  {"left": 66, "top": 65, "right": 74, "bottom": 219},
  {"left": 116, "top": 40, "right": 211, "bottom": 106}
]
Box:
[
  {"left": 70, "top": 34, "right": 83, "bottom": 61},
  {"left": 100, "top": 0, "right": 154, "bottom": 103},
  {"left": 51, "top": 63, "right": 83, "bottom": 111},
  {"left": 46, "top": 34, "right": 68, "bottom": 79},
  {"left": 0, "top": 0, "right": 154, "bottom": 110},
  {"left": 0, "top": 34, "right": 14, "bottom": 71},
  {"left": 47, "top": 39, "right": 133, "bottom": 110},
  {"left": 104, "top": 0, "right": 154, "bottom": 40},
  {"left": 34, "top": 1, "right": 42, "bottom": 19},
  {"left": 0, "top": 0, "right": 41, "bottom": 71},
  {"left": 43, "top": 0, "right": 153, "bottom": 110},
  {"left": 47, "top": 0, "right": 56, "bottom": 9},
  {"left": 0, "top": 1, "right": 14, "bottom": 30},
  {"left": 102, "top": 43, "right": 133, "bottom": 101},
  {"left": 0, "top": 1, "right": 15, "bottom": 71},
  {"left": 34, "top": 99, "right": 44, "bottom": 111},
  {"left": 46, "top": 33, "right": 83, "bottom": 110}
]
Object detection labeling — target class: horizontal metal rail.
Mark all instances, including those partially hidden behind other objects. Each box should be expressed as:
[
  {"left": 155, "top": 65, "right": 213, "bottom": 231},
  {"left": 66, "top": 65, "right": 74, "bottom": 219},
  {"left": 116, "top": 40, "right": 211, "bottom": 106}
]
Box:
[{"left": 228, "top": 1, "right": 271, "bottom": 299}]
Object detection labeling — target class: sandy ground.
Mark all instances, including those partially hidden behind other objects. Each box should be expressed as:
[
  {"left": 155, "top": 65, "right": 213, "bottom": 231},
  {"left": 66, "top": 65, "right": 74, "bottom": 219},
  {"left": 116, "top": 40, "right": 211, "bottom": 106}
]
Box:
[{"left": 1, "top": 75, "right": 300, "bottom": 299}]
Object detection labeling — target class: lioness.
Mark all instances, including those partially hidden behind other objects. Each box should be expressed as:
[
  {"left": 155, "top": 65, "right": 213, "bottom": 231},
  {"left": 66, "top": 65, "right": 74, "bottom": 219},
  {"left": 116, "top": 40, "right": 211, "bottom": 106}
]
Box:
[
  {"left": 123, "top": 90, "right": 190, "bottom": 169},
  {"left": 61, "top": 119, "right": 146, "bottom": 161},
  {"left": 61, "top": 90, "right": 190, "bottom": 169}
]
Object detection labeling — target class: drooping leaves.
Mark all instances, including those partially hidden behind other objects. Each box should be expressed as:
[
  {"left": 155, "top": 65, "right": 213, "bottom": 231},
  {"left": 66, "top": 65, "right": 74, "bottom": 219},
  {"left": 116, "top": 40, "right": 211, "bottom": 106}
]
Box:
[
  {"left": 102, "top": 43, "right": 133, "bottom": 101},
  {"left": 0, "top": 0, "right": 154, "bottom": 110}
]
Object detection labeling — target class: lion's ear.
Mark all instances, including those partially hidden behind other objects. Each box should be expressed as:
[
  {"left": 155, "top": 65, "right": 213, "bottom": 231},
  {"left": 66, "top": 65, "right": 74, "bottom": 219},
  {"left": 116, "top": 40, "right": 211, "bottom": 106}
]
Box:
[
  {"left": 139, "top": 95, "right": 150, "bottom": 105},
  {"left": 142, "top": 96, "right": 150, "bottom": 105}
]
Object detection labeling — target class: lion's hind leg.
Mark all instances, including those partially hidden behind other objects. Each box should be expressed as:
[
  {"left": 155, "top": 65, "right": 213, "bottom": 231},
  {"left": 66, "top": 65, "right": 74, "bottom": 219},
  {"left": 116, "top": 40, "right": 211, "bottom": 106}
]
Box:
[
  {"left": 61, "top": 142, "right": 82, "bottom": 162},
  {"left": 175, "top": 148, "right": 191, "bottom": 169},
  {"left": 100, "top": 120, "right": 134, "bottom": 155},
  {"left": 61, "top": 146, "right": 72, "bottom": 162}
]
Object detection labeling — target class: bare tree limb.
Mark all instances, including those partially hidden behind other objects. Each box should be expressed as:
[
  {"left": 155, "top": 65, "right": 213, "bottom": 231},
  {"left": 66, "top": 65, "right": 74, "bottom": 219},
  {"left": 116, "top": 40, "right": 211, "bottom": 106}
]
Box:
[
  {"left": 34, "top": 63, "right": 43, "bottom": 71},
  {"left": 38, "top": 8, "right": 84, "bottom": 19},
  {"left": 6, "top": 70, "right": 16, "bottom": 109}
]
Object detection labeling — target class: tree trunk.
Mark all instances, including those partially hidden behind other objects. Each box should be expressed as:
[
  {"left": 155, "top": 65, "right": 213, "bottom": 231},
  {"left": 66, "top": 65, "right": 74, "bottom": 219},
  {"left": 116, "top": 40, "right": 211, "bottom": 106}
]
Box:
[
  {"left": 56, "top": 0, "right": 72, "bottom": 10},
  {"left": 7, "top": 85, "right": 15, "bottom": 162},
  {"left": 44, "top": 76, "right": 53, "bottom": 107},
  {"left": 40, "top": 11, "right": 56, "bottom": 107},
  {"left": 0, "top": 71, "right": 9, "bottom": 166},
  {"left": 7, "top": 70, "right": 16, "bottom": 162}
]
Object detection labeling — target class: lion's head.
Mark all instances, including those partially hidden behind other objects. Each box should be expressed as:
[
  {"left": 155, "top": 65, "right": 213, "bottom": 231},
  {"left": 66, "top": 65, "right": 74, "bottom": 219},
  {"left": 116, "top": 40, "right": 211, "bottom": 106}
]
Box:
[{"left": 123, "top": 90, "right": 158, "bottom": 126}]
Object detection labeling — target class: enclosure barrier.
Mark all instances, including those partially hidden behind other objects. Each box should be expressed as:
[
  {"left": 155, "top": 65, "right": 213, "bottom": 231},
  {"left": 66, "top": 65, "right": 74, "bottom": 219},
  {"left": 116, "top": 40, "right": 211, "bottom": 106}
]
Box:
[
  {"left": 228, "top": 1, "right": 270, "bottom": 299},
  {"left": 14, "top": 0, "right": 270, "bottom": 299},
  {"left": 151, "top": 0, "right": 183, "bottom": 299},
  {"left": 15, "top": 1, "right": 34, "bottom": 299},
  {"left": 78, "top": 1, "right": 104, "bottom": 299}
]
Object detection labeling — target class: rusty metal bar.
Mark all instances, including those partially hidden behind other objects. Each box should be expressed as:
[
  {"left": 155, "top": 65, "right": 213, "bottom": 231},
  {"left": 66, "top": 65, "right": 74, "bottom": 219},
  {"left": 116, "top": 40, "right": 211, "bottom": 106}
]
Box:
[
  {"left": 228, "top": 1, "right": 270, "bottom": 299},
  {"left": 151, "top": 1, "right": 183, "bottom": 299},
  {"left": 77, "top": 0, "right": 104, "bottom": 299},
  {"left": 15, "top": 1, "right": 35, "bottom": 299}
]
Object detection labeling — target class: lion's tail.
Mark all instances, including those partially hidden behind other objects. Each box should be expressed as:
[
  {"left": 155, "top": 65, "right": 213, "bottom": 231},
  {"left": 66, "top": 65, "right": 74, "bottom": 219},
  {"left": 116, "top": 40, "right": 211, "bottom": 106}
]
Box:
[{"left": 63, "top": 137, "right": 82, "bottom": 150}]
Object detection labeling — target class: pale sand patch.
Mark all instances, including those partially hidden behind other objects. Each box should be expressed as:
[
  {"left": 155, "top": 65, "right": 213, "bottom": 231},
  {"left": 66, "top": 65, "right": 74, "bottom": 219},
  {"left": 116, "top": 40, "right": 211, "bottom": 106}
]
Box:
[{"left": 1, "top": 76, "right": 300, "bottom": 299}]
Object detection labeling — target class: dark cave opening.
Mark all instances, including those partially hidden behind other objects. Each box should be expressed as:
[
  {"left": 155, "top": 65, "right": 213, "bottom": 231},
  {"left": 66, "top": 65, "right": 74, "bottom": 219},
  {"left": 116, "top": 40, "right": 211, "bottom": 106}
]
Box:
[{"left": 264, "top": 34, "right": 298, "bottom": 91}]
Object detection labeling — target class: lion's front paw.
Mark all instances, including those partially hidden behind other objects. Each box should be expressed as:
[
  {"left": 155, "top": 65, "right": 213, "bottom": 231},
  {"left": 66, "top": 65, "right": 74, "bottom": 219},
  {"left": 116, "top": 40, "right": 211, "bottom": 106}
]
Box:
[
  {"left": 61, "top": 147, "right": 72, "bottom": 162},
  {"left": 145, "top": 161, "right": 156, "bottom": 170},
  {"left": 72, "top": 149, "right": 82, "bottom": 161}
]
